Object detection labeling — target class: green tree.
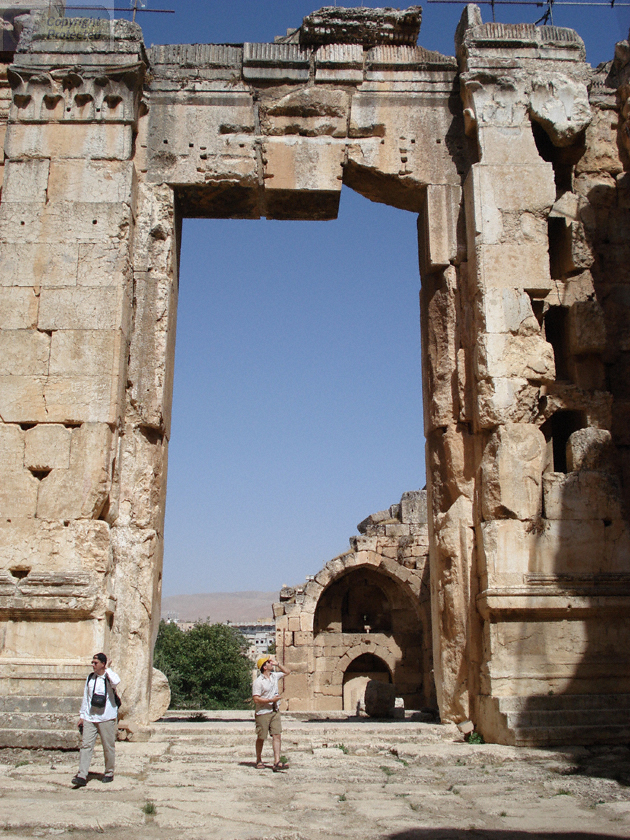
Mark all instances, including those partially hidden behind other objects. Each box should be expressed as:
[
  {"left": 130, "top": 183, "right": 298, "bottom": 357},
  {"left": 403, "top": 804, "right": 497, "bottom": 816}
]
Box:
[{"left": 153, "top": 621, "right": 253, "bottom": 710}]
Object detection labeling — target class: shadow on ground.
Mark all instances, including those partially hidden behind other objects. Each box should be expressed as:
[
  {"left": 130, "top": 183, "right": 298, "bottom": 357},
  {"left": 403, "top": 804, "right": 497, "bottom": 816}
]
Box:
[{"left": 390, "top": 832, "right": 625, "bottom": 840}]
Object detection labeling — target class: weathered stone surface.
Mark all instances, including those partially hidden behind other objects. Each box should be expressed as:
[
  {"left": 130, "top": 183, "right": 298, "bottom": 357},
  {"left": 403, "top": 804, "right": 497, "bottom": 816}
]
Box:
[
  {"left": 0, "top": 287, "right": 38, "bottom": 329},
  {"left": 49, "top": 329, "right": 125, "bottom": 377},
  {"left": 568, "top": 300, "right": 606, "bottom": 355},
  {"left": 0, "top": 518, "right": 111, "bottom": 575},
  {"left": 262, "top": 136, "right": 345, "bottom": 194},
  {"left": 418, "top": 184, "right": 461, "bottom": 273},
  {"left": 2, "top": 158, "right": 49, "bottom": 202},
  {"left": 148, "top": 668, "right": 171, "bottom": 722},
  {"left": 475, "top": 288, "right": 540, "bottom": 335},
  {"left": 24, "top": 423, "right": 71, "bottom": 471},
  {"left": 474, "top": 333, "right": 555, "bottom": 382},
  {"left": 0, "top": 329, "right": 49, "bottom": 376},
  {"left": 0, "top": 242, "right": 79, "bottom": 288},
  {"left": 529, "top": 74, "right": 591, "bottom": 146},
  {"left": 39, "top": 286, "right": 130, "bottom": 332},
  {"left": 567, "top": 426, "right": 614, "bottom": 472},
  {"left": 36, "top": 423, "right": 113, "bottom": 521},
  {"left": 5, "top": 122, "right": 133, "bottom": 160},
  {"left": 431, "top": 495, "right": 475, "bottom": 723},
  {"left": 261, "top": 87, "right": 350, "bottom": 137},
  {"left": 478, "top": 519, "right": 531, "bottom": 589},
  {"left": 47, "top": 159, "right": 136, "bottom": 204},
  {"left": 421, "top": 266, "right": 459, "bottom": 432},
  {"left": 475, "top": 376, "right": 539, "bottom": 428},
  {"left": 0, "top": 423, "right": 38, "bottom": 518},
  {"left": 575, "top": 106, "right": 623, "bottom": 176},
  {"left": 543, "top": 471, "right": 622, "bottom": 521},
  {"left": 481, "top": 423, "right": 546, "bottom": 520},
  {"left": 314, "top": 44, "right": 363, "bottom": 83},
  {"left": 400, "top": 490, "right": 427, "bottom": 525},
  {"left": 529, "top": 518, "right": 607, "bottom": 576}
]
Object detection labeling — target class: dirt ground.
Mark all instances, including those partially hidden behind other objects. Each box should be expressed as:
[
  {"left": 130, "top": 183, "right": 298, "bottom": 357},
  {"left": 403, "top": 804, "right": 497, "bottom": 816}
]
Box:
[{"left": 1, "top": 712, "right": 630, "bottom": 840}]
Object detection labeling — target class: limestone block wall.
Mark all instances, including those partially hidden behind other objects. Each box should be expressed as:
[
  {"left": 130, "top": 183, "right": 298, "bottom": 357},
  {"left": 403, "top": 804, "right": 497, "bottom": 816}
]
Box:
[
  {"left": 0, "top": 18, "right": 154, "bottom": 744},
  {"left": 449, "top": 12, "right": 630, "bottom": 742},
  {"left": 274, "top": 491, "right": 434, "bottom": 713}
]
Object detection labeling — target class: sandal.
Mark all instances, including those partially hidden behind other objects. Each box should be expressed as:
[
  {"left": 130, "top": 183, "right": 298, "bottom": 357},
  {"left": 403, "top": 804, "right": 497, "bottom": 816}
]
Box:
[
  {"left": 272, "top": 761, "right": 289, "bottom": 772},
  {"left": 256, "top": 762, "right": 265, "bottom": 770}
]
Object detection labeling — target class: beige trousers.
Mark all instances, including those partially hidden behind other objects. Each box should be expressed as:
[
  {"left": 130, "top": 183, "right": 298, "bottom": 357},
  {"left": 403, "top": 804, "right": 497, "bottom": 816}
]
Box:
[{"left": 77, "top": 718, "right": 117, "bottom": 779}]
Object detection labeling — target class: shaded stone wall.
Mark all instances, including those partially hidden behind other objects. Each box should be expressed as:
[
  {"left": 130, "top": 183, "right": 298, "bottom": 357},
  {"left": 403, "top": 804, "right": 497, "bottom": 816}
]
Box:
[{"left": 0, "top": 4, "right": 629, "bottom": 747}]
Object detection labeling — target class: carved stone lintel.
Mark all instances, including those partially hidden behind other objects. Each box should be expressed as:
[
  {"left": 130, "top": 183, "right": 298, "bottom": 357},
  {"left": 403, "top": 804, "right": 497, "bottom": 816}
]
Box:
[{"left": 8, "top": 62, "right": 145, "bottom": 124}]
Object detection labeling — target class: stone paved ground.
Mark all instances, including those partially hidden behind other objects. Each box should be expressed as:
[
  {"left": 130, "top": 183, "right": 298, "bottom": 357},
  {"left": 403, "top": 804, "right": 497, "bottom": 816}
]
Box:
[{"left": 1, "top": 712, "right": 630, "bottom": 840}]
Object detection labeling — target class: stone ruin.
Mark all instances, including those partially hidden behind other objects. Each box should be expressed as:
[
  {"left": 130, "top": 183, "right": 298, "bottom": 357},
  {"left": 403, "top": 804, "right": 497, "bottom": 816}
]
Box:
[
  {"left": 1, "top": 2, "right": 630, "bottom": 747},
  {"left": 274, "top": 490, "right": 434, "bottom": 715}
]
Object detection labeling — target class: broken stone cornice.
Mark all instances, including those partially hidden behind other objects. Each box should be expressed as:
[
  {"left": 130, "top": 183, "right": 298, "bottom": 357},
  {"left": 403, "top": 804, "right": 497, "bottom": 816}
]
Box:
[
  {"left": 459, "top": 22, "right": 585, "bottom": 62},
  {"left": 299, "top": 6, "right": 422, "bottom": 48}
]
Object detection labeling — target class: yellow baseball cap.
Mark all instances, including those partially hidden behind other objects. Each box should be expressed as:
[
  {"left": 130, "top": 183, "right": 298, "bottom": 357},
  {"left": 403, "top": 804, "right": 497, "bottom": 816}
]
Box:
[{"left": 256, "top": 656, "right": 271, "bottom": 671}]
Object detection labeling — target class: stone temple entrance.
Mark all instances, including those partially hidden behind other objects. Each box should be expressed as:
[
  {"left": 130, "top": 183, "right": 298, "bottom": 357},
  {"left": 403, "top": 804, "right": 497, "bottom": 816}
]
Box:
[{"left": 2, "top": 4, "right": 630, "bottom": 747}]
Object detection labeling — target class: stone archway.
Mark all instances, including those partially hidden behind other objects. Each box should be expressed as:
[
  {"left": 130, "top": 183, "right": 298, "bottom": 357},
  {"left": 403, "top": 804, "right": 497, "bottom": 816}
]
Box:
[
  {"left": 1, "top": 4, "right": 630, "bottom": 748},
  {"left": 342, "top": 653, "right": 391, "bottom": 713},
  {"left": 274, "top": 491, "right": 435, "bottom": 712}
]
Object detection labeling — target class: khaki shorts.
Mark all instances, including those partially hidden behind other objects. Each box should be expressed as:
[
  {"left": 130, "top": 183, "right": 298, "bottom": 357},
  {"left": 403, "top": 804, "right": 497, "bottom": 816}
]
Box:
[{"left": 255, "top": 711, "right": 282, "bottom": 739}]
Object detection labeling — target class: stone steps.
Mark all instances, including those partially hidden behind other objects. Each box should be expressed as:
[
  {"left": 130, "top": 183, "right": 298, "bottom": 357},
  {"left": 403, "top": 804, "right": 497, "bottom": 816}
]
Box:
[
  {"left": 509, "top": 708, "right": 630, "bottom": 728},
  {"left": 514, "top": 724, "right": 630, "bottom": 747},
  {"left": 0, "top": 696, "right": 79, "bottom": 714},
  {"left": 0, "top": 726, "right": 79, "bottom": 749},
  {"left": 500, "top": 693, "right": 630, "bottom": 712},
  {"left": 496, "top": 695, "right": 630, "bottom": 746},
  {"left": 0, "top": 694, "right": 83, "bottom": 747},
  {"left": 0, "top": 711, "right": 78, "bottom": 731}
]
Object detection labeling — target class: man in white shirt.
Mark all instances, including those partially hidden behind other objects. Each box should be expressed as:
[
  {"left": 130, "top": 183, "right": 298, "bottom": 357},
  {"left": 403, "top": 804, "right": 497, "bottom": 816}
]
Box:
[
  {"left": 71, "top": 653, "right": 121, "bottom": 787},
  {"left": 252, "top": 655, "right": 290, "bottom": 771}
]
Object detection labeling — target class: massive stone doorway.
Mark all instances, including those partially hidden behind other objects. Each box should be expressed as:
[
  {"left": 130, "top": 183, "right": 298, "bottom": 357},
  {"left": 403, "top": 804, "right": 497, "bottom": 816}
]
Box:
[
  {"left": 1, "top": 5, "right": 630, "bottom": 747},
  {"left": 163, "top": 191, "right": 423, "bottom": 599}
]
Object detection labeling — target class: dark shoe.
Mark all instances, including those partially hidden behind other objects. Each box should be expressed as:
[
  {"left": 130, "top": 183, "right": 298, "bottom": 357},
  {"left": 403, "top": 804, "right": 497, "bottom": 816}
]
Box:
[
  {"left": 71, "top": 776, "right": 87, "bottom": 787},
  {"left": 272, "top": 761, "right": 289, "bottom": 772},
  {"left": 102, "top": 775, "right": 114, "bottom": 783}
]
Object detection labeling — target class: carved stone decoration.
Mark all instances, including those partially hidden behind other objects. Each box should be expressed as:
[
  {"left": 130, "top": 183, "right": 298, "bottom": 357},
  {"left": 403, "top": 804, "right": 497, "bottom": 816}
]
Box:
[
  {"left": 8, "top": 63, "right": 145, "bottom": 124},
  {"left": 529, "top": 74, "right": 592, "bottom": 146}
]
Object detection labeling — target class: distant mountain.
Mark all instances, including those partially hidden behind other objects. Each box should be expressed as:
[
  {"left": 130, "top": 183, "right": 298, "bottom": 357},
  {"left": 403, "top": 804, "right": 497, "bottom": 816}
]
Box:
[{"left": 160, "top": 591, "right": 277, "bottom": 624}]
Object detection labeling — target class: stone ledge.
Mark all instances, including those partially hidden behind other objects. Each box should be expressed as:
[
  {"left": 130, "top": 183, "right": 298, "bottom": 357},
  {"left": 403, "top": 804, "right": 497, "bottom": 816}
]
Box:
[{"left": 477, "top": 589, "right": 630, "bottom": 618}]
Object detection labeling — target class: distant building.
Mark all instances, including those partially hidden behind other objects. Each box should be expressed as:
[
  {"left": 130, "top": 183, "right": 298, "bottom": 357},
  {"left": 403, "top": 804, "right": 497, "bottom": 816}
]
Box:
[
  {"left": 164, "top": 616, "right": 275, "bottom": 660},
  {"left": 226, "top": 621, "right": 275, "bottom": 661}
]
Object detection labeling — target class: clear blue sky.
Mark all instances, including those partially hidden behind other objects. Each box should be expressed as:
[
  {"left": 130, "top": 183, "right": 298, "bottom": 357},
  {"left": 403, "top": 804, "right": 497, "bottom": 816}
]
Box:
[{"left": 110, "top": 1, "right": 626, "bottom": 596}]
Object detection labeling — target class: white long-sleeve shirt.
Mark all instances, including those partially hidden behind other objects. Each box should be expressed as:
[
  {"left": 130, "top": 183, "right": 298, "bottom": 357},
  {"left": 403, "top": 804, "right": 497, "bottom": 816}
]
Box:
[{"left": 79, "top": 668, "right": 121, "bottom": 723}]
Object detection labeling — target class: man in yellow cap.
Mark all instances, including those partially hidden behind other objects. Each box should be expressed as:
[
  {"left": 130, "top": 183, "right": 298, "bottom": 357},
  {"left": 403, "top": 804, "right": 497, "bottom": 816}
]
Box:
[{"left": 252, "top": 655, "right": 290, "bottom": 771}]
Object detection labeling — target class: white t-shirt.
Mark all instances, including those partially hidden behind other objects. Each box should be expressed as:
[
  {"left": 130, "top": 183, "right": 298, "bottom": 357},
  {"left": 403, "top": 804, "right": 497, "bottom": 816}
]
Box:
[
  {"left": 252, "top": 671, "right": 279, "bottom": 715},
  {"left": 80, "top": 668, "right": 121, "bottom": 723}
]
